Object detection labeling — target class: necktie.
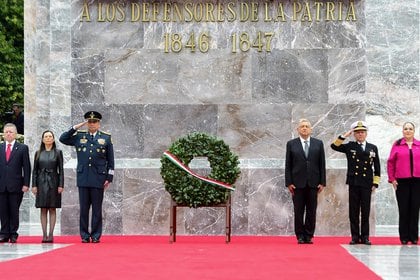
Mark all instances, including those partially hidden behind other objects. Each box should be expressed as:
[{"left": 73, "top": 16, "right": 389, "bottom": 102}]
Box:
[
  {"left": 304, "top": 140, "right": 309, "bottom": 158},
  {"left": 6, "top": 143, "right": 12, "bottom": 162},
  {"left": 91, "top": 134, "right": 94, "bottom": 140},
  {"left": 359, "top": 143, "right": 364, "bottom": 151}
]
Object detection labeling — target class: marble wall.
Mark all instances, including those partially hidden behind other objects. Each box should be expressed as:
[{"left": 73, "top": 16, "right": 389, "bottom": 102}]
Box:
[{"left": 23, "top": 0, "right": 419, "bottom": 237}]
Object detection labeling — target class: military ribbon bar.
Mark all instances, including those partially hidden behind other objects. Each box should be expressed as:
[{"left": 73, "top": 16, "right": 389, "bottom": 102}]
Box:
[{"left": 163, "top": 151, "right": 235, "bottom": 191}]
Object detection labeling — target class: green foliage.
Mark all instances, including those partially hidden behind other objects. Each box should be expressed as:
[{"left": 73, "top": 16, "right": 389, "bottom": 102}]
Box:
[
  {"left": 0, "top": 0, "right": 24, "bottom": 130},
  {"left": 161, "top": 132, "right": 241, "bottom": 208}
]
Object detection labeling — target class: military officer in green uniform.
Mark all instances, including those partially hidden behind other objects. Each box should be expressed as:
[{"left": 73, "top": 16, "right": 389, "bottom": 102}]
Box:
[
  {"left": 331, "top": 121, "right": 380, "bottom": 245},
  {"left": 59, "top": 111, "right": 114, "bottom": 243}
]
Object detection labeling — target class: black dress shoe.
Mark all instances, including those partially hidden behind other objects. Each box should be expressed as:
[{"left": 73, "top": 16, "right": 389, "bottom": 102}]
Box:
[
  {"left": 411, "top": 240, "right": 418, "bottom": 245},
  {"left": 304, "top": 238, "right": 313, "bottom": 244},
  {"left": 362, "top": 239, "right": 371, "bottom": 245},
  {"left": 349, "top": 239, "right": 359, "bottom": 245},
  {"left": 0, "top": 237, "right": 9, "bottom": 243},
  {"left": 9, "top": 236, "right": 17, "bottom": 243},
  {"left": 81, "top": 238, "right": 90, "bottom": 243},
  {"left": 91, "top": 238, "right": 100, "bottom": 243},
  {"left": 297, "top": 238, "right": 305, "bottom": 244},
  {"left": 401, "top": 240, "right": 408, "bottom": 245}
]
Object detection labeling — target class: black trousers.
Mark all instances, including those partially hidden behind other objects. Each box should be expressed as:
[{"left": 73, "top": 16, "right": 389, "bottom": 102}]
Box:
[
  {"left": 0, "top": 191, "right": 23, "bottom": 239},
  {"left": 293, "top": 187, "right": 318, "bottom": 239},
  {"left": 396, "top": 178, "right": 420, "bottom": 242},
  {"left": 78, "top": 187, "right": 104, "bottom": 240},
  {"left": 348, "top": 185, "right": 372, "bottom": 240}
]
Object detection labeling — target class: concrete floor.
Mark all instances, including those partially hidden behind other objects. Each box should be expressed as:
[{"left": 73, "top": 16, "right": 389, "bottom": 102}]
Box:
[{"left": 345, "top": 244, "right": 420, "bottom": 279}]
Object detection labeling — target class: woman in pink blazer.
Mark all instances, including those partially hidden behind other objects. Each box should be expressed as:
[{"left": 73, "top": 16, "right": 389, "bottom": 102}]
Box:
[{"left": 387, "top": 122, "right": 420, "bottom": 245}]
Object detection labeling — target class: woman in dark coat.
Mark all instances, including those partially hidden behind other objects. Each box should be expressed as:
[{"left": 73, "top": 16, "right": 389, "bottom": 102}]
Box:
[{"left": 31, "top": 130, "right": 64, "bottom": 242}]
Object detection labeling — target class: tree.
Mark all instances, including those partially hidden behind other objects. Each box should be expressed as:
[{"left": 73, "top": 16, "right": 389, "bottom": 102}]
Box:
[{"left": 0, "top": 0, "right": 24, "bottom": 131}]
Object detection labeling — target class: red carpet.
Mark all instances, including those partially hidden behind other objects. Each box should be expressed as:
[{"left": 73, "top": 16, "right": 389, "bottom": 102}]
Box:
[{"left": 1, "top": 236, "right": 398, "bottom": 279}]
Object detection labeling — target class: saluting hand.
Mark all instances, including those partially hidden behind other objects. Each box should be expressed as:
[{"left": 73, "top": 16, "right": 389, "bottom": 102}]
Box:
[
  {"left": 74, "top": 121, "right": 88, "bottom": 130},
  {"left": 343, "top": 129, "right": 353, "bottom": 138}
]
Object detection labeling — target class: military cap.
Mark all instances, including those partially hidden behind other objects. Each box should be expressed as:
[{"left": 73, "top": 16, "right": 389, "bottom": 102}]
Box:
[
  {"left": 351, "top": 121, "right": 368, "bottom": 131},
  {"left": 84, "top": 111, "right": 102, "bottom": 121}
]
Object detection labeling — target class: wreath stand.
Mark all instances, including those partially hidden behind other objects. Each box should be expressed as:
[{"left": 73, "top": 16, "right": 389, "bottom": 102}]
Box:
[{"left": 169, "top": 195, "right": 232, "bottom": 243}]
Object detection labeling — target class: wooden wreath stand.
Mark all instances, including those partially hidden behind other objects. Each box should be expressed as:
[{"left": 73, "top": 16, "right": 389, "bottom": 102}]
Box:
[{"left": 169, "top": 195, "right": 232, "bottom": 243}]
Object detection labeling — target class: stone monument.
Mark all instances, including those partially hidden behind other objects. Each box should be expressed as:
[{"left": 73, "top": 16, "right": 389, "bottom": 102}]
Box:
[{"left": 24, "top": 0, "right": 419, "bottom": 236}]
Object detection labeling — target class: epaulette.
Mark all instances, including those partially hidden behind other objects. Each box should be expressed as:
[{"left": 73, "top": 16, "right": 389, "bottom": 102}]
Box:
[{"left": 99, "top": 130, "right": 111, "bottom": 136}]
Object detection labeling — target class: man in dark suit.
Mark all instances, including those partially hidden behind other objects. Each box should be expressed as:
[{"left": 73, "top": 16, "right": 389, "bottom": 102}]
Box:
[
  {"left": 0, "top": 123, "right": 31, "bottom": 243},
  {"left": 59, "top": 111, "right": 114, "bottom": 243},
  {"left": 285, "top": 119, "right": 326, "bottom": 244},
  {"left": 331, "top": 121, "right": 381, "bottom": 245}
]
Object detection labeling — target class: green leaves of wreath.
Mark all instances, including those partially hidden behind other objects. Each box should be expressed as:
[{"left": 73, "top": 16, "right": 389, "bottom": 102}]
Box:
[{"left": 160, "top": 132, "right": 240, "bottom": 208}]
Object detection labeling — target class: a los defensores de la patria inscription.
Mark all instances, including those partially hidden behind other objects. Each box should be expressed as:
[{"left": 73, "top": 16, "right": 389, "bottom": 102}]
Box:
[{"left": 80, "top": 1, "right": 358, "bottom": 53}]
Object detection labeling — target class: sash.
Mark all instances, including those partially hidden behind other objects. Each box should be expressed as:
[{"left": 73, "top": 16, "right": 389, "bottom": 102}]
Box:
[{"left": 163, "top": 151, "right": 235, "bottom": 191}]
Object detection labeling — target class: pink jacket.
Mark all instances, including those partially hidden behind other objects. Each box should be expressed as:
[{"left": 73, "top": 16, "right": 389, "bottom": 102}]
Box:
[{"left": 387, "top": 138, "right": 420, "bottom": 182}]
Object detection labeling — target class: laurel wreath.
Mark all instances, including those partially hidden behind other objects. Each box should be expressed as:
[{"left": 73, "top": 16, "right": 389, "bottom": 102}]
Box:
[{"left": 160, "top": 132, "right": 240, "bottom": 208}]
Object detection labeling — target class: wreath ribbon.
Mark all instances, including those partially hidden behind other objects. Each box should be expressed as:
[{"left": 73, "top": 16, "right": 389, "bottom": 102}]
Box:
[{"left": 163, "top": 151, "right": 235, "bottom": 191}]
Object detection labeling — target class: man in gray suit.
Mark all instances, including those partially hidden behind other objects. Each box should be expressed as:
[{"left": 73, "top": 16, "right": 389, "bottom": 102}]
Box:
[{"left": 285, "top": 119, "right": 326, "bottom": 244}]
